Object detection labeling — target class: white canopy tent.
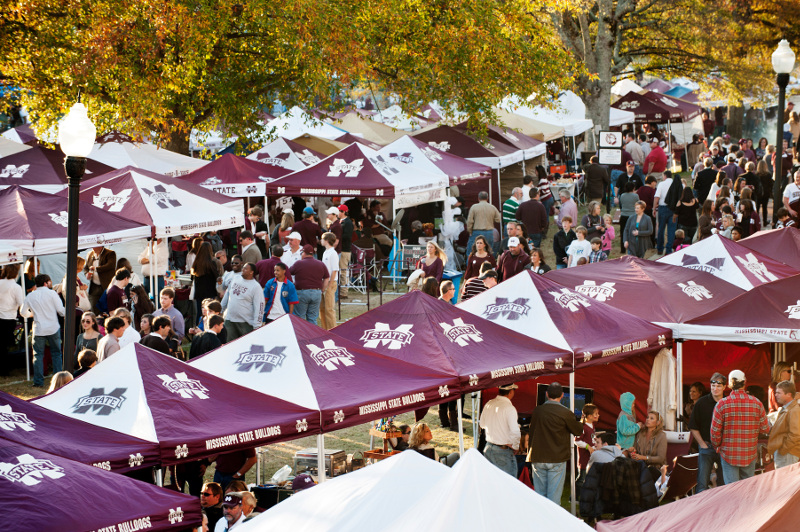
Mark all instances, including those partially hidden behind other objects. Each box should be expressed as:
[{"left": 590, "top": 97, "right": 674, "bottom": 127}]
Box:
[
  {"left": 240, "top": 449, "right": 592, "bottom": 532},
  {"left": 88, "top": 132, "right": 209, "bottom": 177},
  {"left": 509, "top": 92, "right": 594, "bottom": 137},
  {"left": 0, "top": 244, "right": 23, "bottom": 266},
  {"left": 0, "top": 137, "right": 32, "bottom": 157},
  {"left": 259, "top": 106, "right": 345, "bottom": 142},
  {"left": 246, "top": 137, "right": 323, "bottom": 171},
  {"left": 610, "top": 107, "right": 636, "bottom": 126},
  {"left": 370, "top": 104, "right": 430, "bottom": 131},
  {"left": 611, "top": 79, "right": 644, "bottom": 97}
]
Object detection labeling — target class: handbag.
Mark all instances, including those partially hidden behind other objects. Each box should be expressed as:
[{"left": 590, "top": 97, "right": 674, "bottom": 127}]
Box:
[{"left": 77, "top": 290, "right": 91, "bottom": 312}]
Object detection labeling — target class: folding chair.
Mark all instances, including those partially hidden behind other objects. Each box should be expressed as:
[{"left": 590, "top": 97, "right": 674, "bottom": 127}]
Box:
[
  {"left": 665, "top": 431, "right": 692, "bottom": 470},
  {"left": 660, "top": 453, "right": 698, "bottom": 501},
  {"left": 348, "top": 244, "right": 375, "bottom": 294}
]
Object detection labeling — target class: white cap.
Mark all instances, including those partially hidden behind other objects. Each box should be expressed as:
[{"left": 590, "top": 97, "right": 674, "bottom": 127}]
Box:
[
  {"left": 287, "top": 232, "right": 302, "bottom": 241},
  {"left": 282, "top": 208, "right": 294, "bottom": 214},
  {"left": 325, "top": 207, "right": 339, "bottom": 215},
  {"left": 728, "top": 369, "right": 745, "bottom": 383},
  {"left": 508, "top": 237, "right": 520, "bottom": 248},
  {"left": 498, "top": 383, "right": 519, "bottom": 391}
]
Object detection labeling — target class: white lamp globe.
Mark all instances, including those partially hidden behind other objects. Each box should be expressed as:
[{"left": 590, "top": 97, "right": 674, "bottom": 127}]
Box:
[
  {"left": 58, "top": 102, "right": 96, "bottom": 158},
  {"left": 772, "top": 39, "right": 796, "bottom": 75}
]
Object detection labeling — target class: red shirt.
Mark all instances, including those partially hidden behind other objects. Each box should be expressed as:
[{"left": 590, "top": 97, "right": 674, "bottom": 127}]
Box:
[
  {"left": 636, "top": 185, "right": 656, "bottom": 212},
  {"left": 710, "top": 389, "right": 770, "bottom": 466},
  {"left": 644, "top": 146, "right": 667, "bottom": 173},
  {"left": 291, "top": 219, "right": 322, "bottom": 247},
  {"left": 328, "top": 219, "right": 343, "bottom": 253},
  {"left": 289, "top": 256, "right": 329, "bottom": 290}
]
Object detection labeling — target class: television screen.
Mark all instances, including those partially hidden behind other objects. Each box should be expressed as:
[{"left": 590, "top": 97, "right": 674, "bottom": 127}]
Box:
[{"left": 536, "top": 384, "right": 594, "bottom": 419}]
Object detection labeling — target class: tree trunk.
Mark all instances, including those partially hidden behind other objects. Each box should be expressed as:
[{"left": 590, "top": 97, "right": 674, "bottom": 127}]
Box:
[
  {"left": 727, "top": 105, "right": 744, "bottom": 140},
  {"left": 578, "top": 77, "right": 612, "bottom": 151},
  {"left": 161, "top": 127, "right": 192, "bottom": 155}
]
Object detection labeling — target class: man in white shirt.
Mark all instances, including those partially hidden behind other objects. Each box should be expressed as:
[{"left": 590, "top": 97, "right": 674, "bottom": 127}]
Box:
[
  {"left": 653, "top": 171, "right": 681, "bottom": 255},
  {"left": 112, "top": 308, "right": 140, "bottom": 348},
  {"left": 282, "top": 232, "right": 303, "bottom": 268},
  {"left": 479, "top": 383, "right": 521, "bottom": 476},
  {"left": 625, "top": 133, "right": 645, "bottom": 169},
  {"left": 215, "top": 493, "right": 246, "bottom": 532},
  {"left": 20, "top": 274, "right": 65, "bottom": 387},
  {"left": 138, "top": 238, "right": 169, "bottom": 296},
  {"left": 217, "top": 255, "right": 242, "bottom": 298},
  {"left": 318, "top": 232, "right": 339, "bottom": 330},
  {"left": 782, "top": 170, "right": 800, "bottom": 219},
  {"left": 638, "top": 133, "right": 651, "bottom": 158}
]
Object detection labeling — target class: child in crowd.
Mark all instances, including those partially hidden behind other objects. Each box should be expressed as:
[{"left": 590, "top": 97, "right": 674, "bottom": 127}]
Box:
[
  {"left": 553, "top": 216, "right": 576, "bottom": 270},
  {"left": 588, "top": 237, "right": 608, "bottom": 263},
  {"left": 601, "top": 213, "right": 615, "bottom": 254},
  {"left": 731, "top": 226, "right": 743, "bottom": 241},
  {"left": 776, "top": 208, "right": 796, "bottom": 229},
  {"left": 577, "top": 257, "right": 588, "bottom": 266},
  {"left": 575, "top": 404, "right": 599, "bottom": 490},
  {"left": 672, "top": 229, "right": 689, "bottom": 251},
  {"left": 566, "top": 226, "right": 592, "bottom": 267}
]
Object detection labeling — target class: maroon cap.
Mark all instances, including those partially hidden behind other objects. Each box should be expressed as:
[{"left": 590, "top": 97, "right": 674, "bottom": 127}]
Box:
[
  {"left": 292, "top": 473, "right": 316, "bottom": 491},
  {"left": 337, "top": 204, "right": 349, "bottom": 212},
  {"left": 302, "top": 244, "right": 314, "bottom": 255},
  {"left": 222, "top": 494, "right": 242, "bottom": 507}
]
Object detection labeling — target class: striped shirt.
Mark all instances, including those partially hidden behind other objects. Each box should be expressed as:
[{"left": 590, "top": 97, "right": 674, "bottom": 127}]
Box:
[
  {"left": 710, "top": 389, "right": 770, "bottom": 467},
  {"left": 460, "top": 277, "right": 489, "bottom": 302},
  {"left": 502, "top": 196, "right": 520, "bottom": 227}
]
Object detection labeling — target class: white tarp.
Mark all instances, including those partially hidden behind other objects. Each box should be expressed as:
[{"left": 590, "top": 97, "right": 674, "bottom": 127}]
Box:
[
  {"left": 611, "top": 79, "right": 644, "bottom": 97},
  {"left": 240, "top": 449, "right": 592, "bottom": 532},
  {"left": 89, "top": 137, "right": 209, "bottom": 177},
  {"left": 0, "top": 137, "right": 31, "bottom": 157},
  {"left": 610, "top": 107, "right": 636, "bottom": 126},
  {"left": 508, "top": 92, "right": 594, "bottom": 137},
  {"left": 370, "top": 104, "right": 429, "bottom": 131},
  {"left": 0, "top": 244, "right": 23, "bottom": 266},
  {"left": 260, "top": 106, "right": 345, "bottom": 141},
  {"left": 246, "top": 137, "right": 323, "bottom": 172},
  {"left": 378, "top": 135, "right": 491, "bottom": 183}
]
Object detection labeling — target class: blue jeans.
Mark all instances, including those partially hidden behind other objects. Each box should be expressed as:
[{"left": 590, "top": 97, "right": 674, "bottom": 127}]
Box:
[
  {"left": 483, "top": 443, "right": 517, "bottom": 477},
  {"left": 213, "top": 470, "right": 237, "bottom": 490},
  {"left": 720, "top": 457, "right": 755, "bottom": 484},
  {"left": 294, "top": 289, "right": 322, "bottom": 324},
  {"left": 656, "top": 205, "right": 677, "bottom": 254},
  {"left": 774, "top": 451, "right": 800, "bottom": 469},
  {"left": 696, "top": 446, "right": 724, "bottom": 493},
  {"left": 532, "top": 461, "right": 567, "bottom": 504},
  {"left": 32, "top": 332, "right": 63, "bottom": 387},
  {"left": 542, "top": 196, "right": 555, "bottom": 219},
  {"left": 529, "top": 233, "right": 543, "bottom": 248},
  {"left": 556, "top": 264, "right": 567, "bottom": 270},
  {"left": 143, "top": 275, "right": 165, "bottom": 298},
  {"left": 467, "top": 230, "right": 494, "bottom": 256}
]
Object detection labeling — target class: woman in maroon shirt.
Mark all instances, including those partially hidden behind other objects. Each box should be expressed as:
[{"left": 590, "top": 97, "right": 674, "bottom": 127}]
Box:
[
  {"left": 417, "top": 241, "right": 447, "bottom": 283},
  {"left": 464, "top": 235, "right": 496, "bottom": 281}
]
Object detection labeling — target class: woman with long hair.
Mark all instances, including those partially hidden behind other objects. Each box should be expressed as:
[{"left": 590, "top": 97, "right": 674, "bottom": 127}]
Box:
[
  {"left": 580, "top": 201, "right": 606, "bottom": 242},
  {"left": 0, "top": 264, "right": 24, "bottom": 375},
  {"left": 755, "top": 137, "right": 768, "bottom": 160},
  {"left": 769, "top": 362, "right": 793, "bottom": 413},
  {"left": 184, "top": 237, "right": 203, "bottom": 273},
  {"left": 417, "top": 240, "right": 447, "bottom": 283},
  {"left": 139, "top": 314, "right": 154, "bottom": 338},
  {"left": 463, "top": 235, "right": 496, "bottom": 281},
  {"left": 407, "top": 422, "right": 459, "bottom": 466},
  {"left": 529, "top": 247, "right": 551, "bottom": 274},
  {"left": 755, "top": 159, "right": 773, "bottom": 225},
  {"left": 737, "top": 197, "right": 760, "bottom": 238},
  {"left": 130, "top": 284, "right": 155, "bottom": 330},
  {"left": 673, "top": 187, "right": 699, "bottom": 242},
  {"left": 708, "top": 171, "right": 726, "bottom": 202},
  {"left": 420, "top": 277, "right": 440, "bottom": 298},
  {"left": 76, "top": 311, "right": 102, "bottom": 353},
  {"left": 576, "top": 404, "right": 600, "bottom": 486},
  {"left": 190, "top": 242, "right": 220, "bottom": 318},
  {"left": 536, "top": 165, "right": 555, "bottom": 214},
  {"left": 46, "top": 371, "right": 73, "bottom": 394},
  {"left": 628, "top": 411, "right": 667, "bottom": 467},
  {"left": 277, "top": 210, "right": 295, "bottom": 245}
]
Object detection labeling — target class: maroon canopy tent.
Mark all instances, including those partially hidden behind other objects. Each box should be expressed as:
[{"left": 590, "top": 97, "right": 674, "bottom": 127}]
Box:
[
  {"left": 0, "top": 145, "right": 114, "bottom": 193},
  {"left": 642, "top": 79, "right": 675, "bottom": 93},
  {"left": 680, "top": 273, "right": 800, "bottom": 342},
  {"left": 2, "top": 439, "right": 201, "bottom": 532},
  {"left": 612, "top": 91, "right": 701, "bottom": 123},
  {"left": 380, "top": 135, "right": 492, "bottom": 185},
  {"left": 334, "top": 290, "right": 574, "bottom": 392},
  {"left": 546, "top": 255, "right": 747, "bottom": 337},
  {"left": 177, "top": 153, "right": 291, "bottom": 197},
  {"left": 455, "top": 122, "right": 545, "bottom": 160},
  {"left": 33, "top": 343, "right": 320, "bottom": 466},
  {"left": 191, "top": 314, "right": 459, "bottom": 432},
  {"left": 458, "top": 271, "right": 672, "bottom": 370},
  {"left": 739, "top": 227, "right": 800, "bottom": 267},
  {"left": 597, "top": 462, "right": 800, "bottom": 532},
  {"left": 0, "top": 390, "right": 159, "bottom": 473}
]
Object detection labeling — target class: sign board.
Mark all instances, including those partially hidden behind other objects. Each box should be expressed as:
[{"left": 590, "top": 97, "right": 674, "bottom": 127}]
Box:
[
  {"left": 401, "top": 244, "right": 427, "bottom": 270},
  {"left": 599, "top": 131, "right": 623, "bottom": 148},
  {"left": 598, "top": 148, "right": 622, "bottom": 165}
]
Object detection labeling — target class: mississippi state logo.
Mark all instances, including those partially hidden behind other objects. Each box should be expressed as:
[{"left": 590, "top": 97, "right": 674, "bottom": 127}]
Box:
[
  {"left": 256, "top": 151, "right": 291, "bottom": 167},
  {"left": 677, "top": 281, "right": 713, "bottom": 301},
  {"left": 48, "top": 211, "right": 81, "bottom": 228},
  {"left": 0, "top": 164, "right": 30, "bottom": 178},
  {"left": 92, "top": 187, "right": 132, "bottom": 212},
  {"left": 297, "top": 149, "right": 321, "bottom": 165},
  {"left": 235, "top": 345, "right": 287, "bottom": 373},
  {"left": 175, "top": 445, "right": 189, "bottom": 459},
  {"left": 158, "top": 373, "right": 209, "bottom": 399},
  {"left": 0, "top": 454, "right": 65, "bottom": 485},
  {"left": 619, "top": 101, "right": 640, "bottom": 110},
  {"left": 200, "top": 177, "right": 222, "bottom": 186},
  {"left": 680, "top": 255, "right": 725, "bottom": 273},
  {"left": 369, "top": 155, "right": 400, "bottom": 177},
  {"left": 306, "top": 340, "right": 355, "bottom": 370},
  {"left": 0, "top": 405, "right": 35, "bottom": 432},
  {"left": 482, "top": 297, "right": 530, "bottom": 321},
  {"left": 501, "top": 130, "right": 520, "bottom": 143},
  {"left": 168, "top": 508, "right": 185, "bottom": 524},
  {"left": 428, "top": 141, "right": 450, "bottom": 152},
  {"left": 296, "top": 419, "right": 309, "bottom": 432},
  {"left": 785, "top": 301, "right": 800, "bottom": 320},
  {"left": 256, "top": 176, "right": 277, "bottom": 183},
  {"left": 360, "top": 323, "right": 414, "bottom": 350},
  {"left": 128, "top": 453, "right": 145, "bottom": 468},
  {"left": 439, "top": 318, "right": 483, "bottom": 347},
  {"left": 72, "top": 387, "right": 127, "bottom": 415},
  {"left": 735, "top": 254, "right": 779, "bottom": 283},
  {"left": 333, "top": 410, "right": 345, "bottom": 423},
  {"left": 421, "top": 146, "right": 443, "bottom": 162},
  {"left": 574, "top": 281, "right": 617, "bottom": 302},
  {"left": 549, "top": 288, "right": 591, "bottom": 312},
  {"left": 142, "top": 184, "right": 181, "bottom": 209},
  {"left": 328, "top": 158, "right": 364, "bottom": 177},
  {"left": 389, "top": 152, "right": 414, "bottom": 164}
]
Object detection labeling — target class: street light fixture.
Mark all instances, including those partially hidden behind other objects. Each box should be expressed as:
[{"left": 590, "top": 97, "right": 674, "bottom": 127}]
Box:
[
  {"left": 58, "top": 101, "right": 96, "bottom": 372},
  {"left": 772, "top": 40, "right": 795, "bottom": 219}
]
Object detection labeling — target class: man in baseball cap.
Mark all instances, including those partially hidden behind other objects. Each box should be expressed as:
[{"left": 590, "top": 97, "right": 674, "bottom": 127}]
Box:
[
  {"left": 325, "top": 207, "right": 342, "bottom": 251},
  {"left": 288, "top": 243, "right": 330, "bottom": 324},
  {"left": 710, "top": 369, "right": 770, "bottom": 483},
  {"left": 480, "top": 382, "right": 520, "bottom": 476},
  {"left": 496, "top": 236, "right": 528, "bottom": 282},
  {"left": 218, "top": 493, "right": 246, "bottom": 531},
  {"left": 292, "top": 205, "right": 322, "bottom": 248},
  {"left": 282, "top": 232, "right": 303, "bottom": 268}
]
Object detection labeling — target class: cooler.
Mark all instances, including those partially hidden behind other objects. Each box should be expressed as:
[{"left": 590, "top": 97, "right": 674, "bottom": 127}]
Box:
[{"left": 293, "top": 447, "right": 347, "bottom": 478}]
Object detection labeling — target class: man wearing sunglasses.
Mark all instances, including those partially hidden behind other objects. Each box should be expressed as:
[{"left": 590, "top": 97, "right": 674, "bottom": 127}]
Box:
[
  {"left": 689, "top": 372, "right": 726, "bottom": 493},
  {"left": 200, "top": 482, "right": 223, "bottom": 530}
]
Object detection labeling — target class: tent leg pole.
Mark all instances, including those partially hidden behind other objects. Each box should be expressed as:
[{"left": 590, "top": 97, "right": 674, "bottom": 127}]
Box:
[
  {"left": 317, "top": 433, "right": 327, "bottom": 483},
  {"left": 256, "top": 447, "right": 262, "bottom": 485},
  {"left": 457, "top": 397, "right": 465, "bottom": 458},
  {"left": 495, "top": 168, "right": 501, "bottom": 210},
  {"left": 21, "top": 256, "right": 30, "bottom": 382},
  {"left": 570, "top": 371, "right": 577, "bottom": 516},
  {"left": 668, "top": 121, "right": 673, "bottom": 171},
  {"left": 522, "top": 158, "right": 526, "bottom": 177},
  {"left": 677, "top": 341, "right": 683, "bottom": 431},
  {"left": 155, "top": 468, "right": 163, "bottom": 487},
  {"left": 472, "top": 391, "right": 480, "bottom": 449}
]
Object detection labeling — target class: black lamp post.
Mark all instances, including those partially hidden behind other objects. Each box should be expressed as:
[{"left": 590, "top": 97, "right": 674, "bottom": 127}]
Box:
[
  {"left": 58, "top": 102, "right": 96, "bottom": 371},
  {"left": 772, "top": 40, "right": 795, "bottom": 220}
]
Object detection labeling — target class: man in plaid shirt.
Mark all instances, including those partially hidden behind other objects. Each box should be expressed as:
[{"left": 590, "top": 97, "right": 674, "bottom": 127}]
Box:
[{"left": 710, "top": 370, "right": 770, "bottom": 483}]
